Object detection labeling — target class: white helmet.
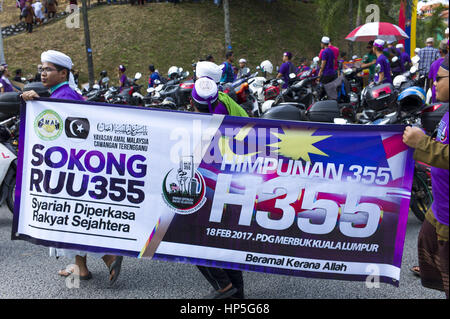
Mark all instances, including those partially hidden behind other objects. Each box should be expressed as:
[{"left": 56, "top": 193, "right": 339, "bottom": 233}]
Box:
[
  {"left": 261, "top": 100, "right": 275, "bottom": 113},
  {"left": 260, "top": 60, "right": 273, "bottom": 74},
  {"left": 393, "top": 75, "right": 407, "bottom": 88},
  {"left": 168, "top": 66, "right": 179, "bottom": 78}
]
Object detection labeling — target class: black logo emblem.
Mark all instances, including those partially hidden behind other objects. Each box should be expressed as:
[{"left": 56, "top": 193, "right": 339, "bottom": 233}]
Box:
[{"left": 65, "top": 117, "right": 90, "bottom": 139}]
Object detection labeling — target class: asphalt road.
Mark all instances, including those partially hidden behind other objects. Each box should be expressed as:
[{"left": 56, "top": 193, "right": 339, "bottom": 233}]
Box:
[{"left": 0, "top": 205, "right": 445, "bottom": 300}]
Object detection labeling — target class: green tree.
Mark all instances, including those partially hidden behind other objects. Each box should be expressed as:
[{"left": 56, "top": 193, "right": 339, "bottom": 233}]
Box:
[{"left": 417, "top": 4, "right": 447, "bottom": 46}]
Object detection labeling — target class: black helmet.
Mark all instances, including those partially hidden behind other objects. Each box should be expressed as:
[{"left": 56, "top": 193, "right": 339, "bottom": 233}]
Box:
[{"left": 100, "top": 70, "right": 107, "bottom": 77}]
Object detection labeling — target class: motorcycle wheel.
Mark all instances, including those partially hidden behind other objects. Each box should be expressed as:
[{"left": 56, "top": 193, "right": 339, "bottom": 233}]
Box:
[
  {"left": 5, "top": 170, "right": 16, "bottom": 215},
  {"left": 409, "top": 171, "right": 433, "bottom": 222}
]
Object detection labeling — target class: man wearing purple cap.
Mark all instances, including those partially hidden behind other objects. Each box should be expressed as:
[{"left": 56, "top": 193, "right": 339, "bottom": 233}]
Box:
[
  {"left": 118, "top": 64, "right": 128, "bottom": 92},
  {"left": 373, "top": 39, "right": 392, "bottom": 84},
  {"left": 428, "top": 40, "right": 448, "bottom": 103},
  {"left": 277, "top": 51, "right": 295, "bottom": 89},
  {"left": 403, "top": 54, "right": 449, "bottom": 299}
]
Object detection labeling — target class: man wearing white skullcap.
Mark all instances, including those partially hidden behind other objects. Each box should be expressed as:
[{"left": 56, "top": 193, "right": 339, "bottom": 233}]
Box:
[
  {"left": 21, "top": 50, "right": 83, "bottom": 101},
  {"left": 418, "top": 37, "right": 440, "bottom": 89},
  {"left": 372, "top": 39, "right": 392, "bottom": 84},
  {"left": 191, "top": 75, "right": 247, "bottom": 299},
  {"left": 191, "top": 76, "right": 248, "bottom": 116},
  {"left": 195, "top": 61, "right": 224, "bottom": 83},
  {"left": 318, "top": 36, "right": 337, "bottom": 85},
  {"left": 21, "top": 51, "right": 124, "bottom": 286}
]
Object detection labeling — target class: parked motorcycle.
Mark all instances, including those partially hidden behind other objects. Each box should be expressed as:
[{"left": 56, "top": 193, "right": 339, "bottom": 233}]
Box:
[
  {"left": 105, "top": 73, "right": 144, "bottom": 106},
  {"left": 0, "top": 92, "right": 20, "bottom": 214},
  {"left": 222, "top": 69, "right": 260, "bottom": 116}
]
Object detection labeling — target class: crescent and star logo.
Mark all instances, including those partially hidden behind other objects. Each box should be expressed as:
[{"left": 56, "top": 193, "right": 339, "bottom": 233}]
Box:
[{"left": 65, "top": 117, "right": 90, "bottom": 139}]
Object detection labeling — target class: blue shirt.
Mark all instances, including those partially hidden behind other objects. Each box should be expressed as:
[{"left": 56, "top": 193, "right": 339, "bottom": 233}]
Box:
[
  {"left": 148, "top": 72, "right": 161, "bottom": 88},
  {"left": 418, "top": 46, "right": 440, "bottom": 76},
  {"left": 220, "top": 61, "right": 235, "bottom": 83}
]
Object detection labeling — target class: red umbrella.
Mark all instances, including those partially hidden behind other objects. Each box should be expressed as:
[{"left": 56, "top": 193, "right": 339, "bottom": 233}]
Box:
[{"left": 345, "top": 22, "right": 409, "bottom": 42}]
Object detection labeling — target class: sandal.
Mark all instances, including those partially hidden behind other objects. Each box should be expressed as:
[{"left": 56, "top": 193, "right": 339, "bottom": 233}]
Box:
[
  {"left": 108, "top": 256, "right": 123, "bottom": 286},
  {"left": 58, "top": 268, "right": 93, "bottom": 280},
  {"left": 410, "top": 266, "right": 420, "bottom": 277}
]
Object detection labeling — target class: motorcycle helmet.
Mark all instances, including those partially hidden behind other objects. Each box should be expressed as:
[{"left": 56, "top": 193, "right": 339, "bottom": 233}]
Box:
[
  {"left": 393, "top": 74, "right": 407, "bottom": 88},
  {"left": 397, "top": 86, "right": 426, "bottom": 112},
  {"left": 168, "top": 66, "right": 179, "bottom": 79},
  {"left": 260, "top": 60, "right": 273, "bottom": 74},
  {"left": 100, "top": 70, "right": 107, "bottom": 77},
  {"left": 159, "top": 97, "right": 177, "bottom": 109},
  {"left": 118, "top": 65, "right": 126, "bottom": 72}
]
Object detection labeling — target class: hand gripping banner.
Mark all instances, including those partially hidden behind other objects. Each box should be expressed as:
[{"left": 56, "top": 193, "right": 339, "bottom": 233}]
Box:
[{"left": 12, "top": 99, "right": 415, "bottom": 286}]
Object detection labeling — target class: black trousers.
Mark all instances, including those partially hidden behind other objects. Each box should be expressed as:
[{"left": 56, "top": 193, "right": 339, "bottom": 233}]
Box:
[
  {"left": 26, "top": 23, "right": 33, "bottom": 33},
  {"left": 197, "top": 265, "right": 244, "bottom": 297},
  {"left": 320, "top": 73, "right": 337, "bottom": 85}
]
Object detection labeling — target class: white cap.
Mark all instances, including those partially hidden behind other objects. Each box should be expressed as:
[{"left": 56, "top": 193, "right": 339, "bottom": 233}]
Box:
[
  {"left": 239, "top": 58, "right": 247, "bottom": 64},
  {"left": 192, "top": 77, "right": 218, "bottom": 104},
  {"left": 426, "top": 37, "right": 434, "bottom": 43},
  {"left": 446, "top": 27, "right": 449, "bottom": 34},
  {"left": 321, "top": 36, "right": 330, "bottom": 44},
  {"left": 41, "top": 50, "right": 73, "bottom": 70},
  {"left": 195, "top": 61, "right": 223, "bottom": 83},
  {"left": 374, "top": 39, "right": 385, "bottom": 48},
  {"left": 396, "top": 43, "right": 404, "bottom": 49}
]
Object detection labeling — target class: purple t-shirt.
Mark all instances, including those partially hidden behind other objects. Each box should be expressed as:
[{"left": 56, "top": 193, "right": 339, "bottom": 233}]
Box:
[
  {"left": 431, "top": 111, "right": 449, "bottom": 226},
  {"left": 321, "top": 47, "right": 336, "bottom": 77},
  {"left": 0, "top": 77, "right": 15, "bottom": 92},
  {"left": 119, "top": 74, "right": 127, "bottom": 91},
  {"left": 400, "top": 52, "right": 411, "bottom": 68},
  {"left": 374, "top": 54, "right": 392, "bottom": 84},
  {"left": 51, "top": 84, "right": 84, "bottom": 101},
  {"left": 279, "top": 61, "right": 293, "bottom": 88},
  {"left": 428, "top": 57, "right": 444, "bottom": 103},
  {"left": 212, "top": 101, "right": 229, "bottom": 115}
]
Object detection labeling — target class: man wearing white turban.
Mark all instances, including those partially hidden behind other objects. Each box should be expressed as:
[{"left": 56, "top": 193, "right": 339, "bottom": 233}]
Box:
[
  {"left": 22, "top": 50, "right": 84, "bottom": 101},
  {"left": 21, "top": 50, "right": 124, "bottom": 286}
]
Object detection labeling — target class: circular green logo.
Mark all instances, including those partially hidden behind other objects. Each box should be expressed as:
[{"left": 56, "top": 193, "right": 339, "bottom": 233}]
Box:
[{"left": 34, "top": 109, "right": 63, "bottom": 141}]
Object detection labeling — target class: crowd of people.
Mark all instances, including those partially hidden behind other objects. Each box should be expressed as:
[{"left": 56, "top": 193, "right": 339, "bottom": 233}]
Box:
[{"left": 2, "top": 4, "right": 448, "bottom": 297}]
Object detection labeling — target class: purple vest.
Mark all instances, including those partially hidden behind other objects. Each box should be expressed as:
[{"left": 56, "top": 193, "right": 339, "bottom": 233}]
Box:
[{"left": 431, "top": 112, "right": 449, "bottom": 226}]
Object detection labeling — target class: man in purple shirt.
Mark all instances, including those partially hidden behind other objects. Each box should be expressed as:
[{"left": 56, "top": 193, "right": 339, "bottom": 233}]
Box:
[
  {"left": 118, "top": 64, "right": 128, "bottom": 92},
  {"left": 21, "top": 50, "right": 84, "bottom": 101},
  {"left": 21, "top": 50, "right": 124, "bottom": 286},
  {"left": 0, "top": 65, "right": 19, "bottom": 93},
  {"left": 403, "top": 54, "right": 449, "bottom": 299},
  {"left": 373, "top": 39, "right": 392, "bottom": 84},
  {"left": 428, "top": 40, "right": 448, "bottom": 103},
  {"left": 277, "top": 51, "right": 295, "bottom": 88},
  {"left": 318, "top": 37, "right": 337, "bottom": 84},
  {"left": 396, "top": 43, "right": 411, "bottom": 73}
]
